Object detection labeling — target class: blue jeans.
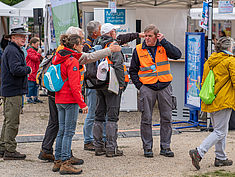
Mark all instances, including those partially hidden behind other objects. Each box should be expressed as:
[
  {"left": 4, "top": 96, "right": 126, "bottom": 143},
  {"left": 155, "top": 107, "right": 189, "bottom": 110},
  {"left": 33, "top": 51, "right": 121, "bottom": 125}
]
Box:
[
  {"left": 55, "top": 103, "right": 79, "bottom": 161},
  {"left": 83, "top": 89, "right": 96, "bottom": 144},
  {"left": 26, "top": 81, "right": 38, "bottom": 97},
  {"left": 83, "top": 89, "right": 106, "bottom": 144}
]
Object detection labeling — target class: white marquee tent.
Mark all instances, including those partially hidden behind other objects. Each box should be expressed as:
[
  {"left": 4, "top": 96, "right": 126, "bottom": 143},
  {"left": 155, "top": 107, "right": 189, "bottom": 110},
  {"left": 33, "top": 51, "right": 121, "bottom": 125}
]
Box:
[
  {"left": 13, "top": 0, "right": 49, "bottom": 17},
  {"left": 0, "top": 1, "right": 19, "bottom": 16}
]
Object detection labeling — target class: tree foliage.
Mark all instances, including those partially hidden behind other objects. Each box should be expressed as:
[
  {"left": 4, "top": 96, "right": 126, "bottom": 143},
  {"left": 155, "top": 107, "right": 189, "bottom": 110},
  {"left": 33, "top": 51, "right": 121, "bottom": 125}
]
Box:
[{"left": 0, "top": 0, "right": 24, "bottom": 6}]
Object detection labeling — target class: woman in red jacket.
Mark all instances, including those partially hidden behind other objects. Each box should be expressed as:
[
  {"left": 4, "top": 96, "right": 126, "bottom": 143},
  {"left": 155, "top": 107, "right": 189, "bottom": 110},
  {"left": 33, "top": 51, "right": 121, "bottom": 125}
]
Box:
[
  {"left": 52, "top": 34, "right": 88, "bottom": 175},
  {"left": 26, "top": 37, "right": 43, "bottom": 103}
]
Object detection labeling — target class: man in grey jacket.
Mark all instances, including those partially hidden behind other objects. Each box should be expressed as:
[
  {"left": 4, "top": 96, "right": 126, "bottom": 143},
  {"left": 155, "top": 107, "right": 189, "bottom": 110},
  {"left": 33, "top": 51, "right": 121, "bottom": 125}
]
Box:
[{"left": 93, "top": 23, "right": 125, "bottom": 157}]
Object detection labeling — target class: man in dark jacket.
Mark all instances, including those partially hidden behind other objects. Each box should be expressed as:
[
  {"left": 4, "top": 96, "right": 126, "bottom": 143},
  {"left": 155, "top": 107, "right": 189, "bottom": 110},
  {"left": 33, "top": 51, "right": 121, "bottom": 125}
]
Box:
[
  {"left": 83, "top": 20, "right": 144, "bottom": 151},
  {"left": 92, "top": 23, "right": 127, "bottom": 157},
  {"left": 0, "top": 27, "right": 31, "bottom": 160},
  {"left": 129, "top": 24, "right": 181, "bottom": 158}
]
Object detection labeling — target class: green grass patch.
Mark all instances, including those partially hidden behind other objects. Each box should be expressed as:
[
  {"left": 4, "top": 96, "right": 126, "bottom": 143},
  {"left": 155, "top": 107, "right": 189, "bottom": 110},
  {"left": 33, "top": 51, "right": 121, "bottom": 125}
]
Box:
[{"left": 194, "top": 170, "right": 235, "bottom": 177}]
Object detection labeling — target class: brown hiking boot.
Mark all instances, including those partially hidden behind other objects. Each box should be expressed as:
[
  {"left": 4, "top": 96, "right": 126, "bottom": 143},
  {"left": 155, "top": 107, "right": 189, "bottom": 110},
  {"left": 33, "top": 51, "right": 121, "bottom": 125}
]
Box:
[
  {"left": 52, "top": 160, "right": 62, "bottom": 172},
  {"left": 59, "top": 160, "right": 83, "bottom": 175},
  {"left": 106, "top": 149, "right": 123, "bottom": 157},
  {"left": 70, "top": 150, "right": 84, "bottom": 165},
  {"left": 189, "top": 149, "right": 202, "bottom": 170},
  {"left": 38, "top": 150, "right": 55, "bottom": 162},
  {"left": 95, "top": 148, "right": 106, "bottom": 156},
  {"left": 3, "top": 151, "right": 26, "bottom": 160},
  {"left": 84, "top": 142, "right": 95, "bottom": 151},
  {"left": 214, "top": 158, "right": 233, "bottom": 167}
]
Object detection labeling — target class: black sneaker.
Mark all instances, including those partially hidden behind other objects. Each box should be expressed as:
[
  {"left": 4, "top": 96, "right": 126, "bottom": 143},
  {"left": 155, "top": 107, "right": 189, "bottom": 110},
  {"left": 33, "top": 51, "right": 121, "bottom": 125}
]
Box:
[
  {"left": 160, "top": 148, "right": 174, "bottom": 157},
  {"left": 189, "top": 149, "right": 202, "bottom": 170},
  {"left": 34, "top": 98, "right": 43, "bottom": 103},
  {"left": 144, "top": 149, "right": 153, "bottom": 158},
  {"left": 214, "top": 158, "right": 233, "bottom": 167},
  {"left": 27, "top": 98, "right": 36, "bottom": 104},
  {"left": 3, "top": 151, "right": 26, "bottom": 160},
  {"left": 106, "top": 149, "right": 123, "bottom": 157}
]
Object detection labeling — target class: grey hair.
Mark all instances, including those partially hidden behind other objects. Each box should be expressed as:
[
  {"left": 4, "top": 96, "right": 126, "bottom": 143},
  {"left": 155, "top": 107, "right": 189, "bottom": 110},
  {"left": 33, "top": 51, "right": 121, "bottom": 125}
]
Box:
[
  {"left": 87, "top": 20, "right": 101, "bottom": 37},
  {"left": 144, "top": 24, "right": 159, "bottom": 36},
  {"left": 66, "top": 26, "right": 84, "bottom": 36},
  {"left": 215, "top": 37, "right": 234, "bottom": 53}
]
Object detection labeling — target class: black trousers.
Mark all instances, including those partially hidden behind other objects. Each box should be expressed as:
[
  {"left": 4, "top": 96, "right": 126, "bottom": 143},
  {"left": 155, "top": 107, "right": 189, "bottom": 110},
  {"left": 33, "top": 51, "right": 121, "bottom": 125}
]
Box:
[{"left": 41, "top": 95, "right": 59, "bottom": 154}]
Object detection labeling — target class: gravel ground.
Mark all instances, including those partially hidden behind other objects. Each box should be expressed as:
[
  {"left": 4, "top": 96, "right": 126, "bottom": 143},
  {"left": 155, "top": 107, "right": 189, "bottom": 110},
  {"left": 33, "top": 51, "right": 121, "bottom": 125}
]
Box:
[{"left": 0, "top": 95, "right": 234, "bottom": 177}]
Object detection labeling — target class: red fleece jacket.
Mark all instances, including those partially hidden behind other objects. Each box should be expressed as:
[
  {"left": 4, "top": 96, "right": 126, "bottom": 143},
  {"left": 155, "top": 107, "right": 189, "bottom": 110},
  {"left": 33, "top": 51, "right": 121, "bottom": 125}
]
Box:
[{"left": 52, "top": 47, "right": 86, "bottom": 109}]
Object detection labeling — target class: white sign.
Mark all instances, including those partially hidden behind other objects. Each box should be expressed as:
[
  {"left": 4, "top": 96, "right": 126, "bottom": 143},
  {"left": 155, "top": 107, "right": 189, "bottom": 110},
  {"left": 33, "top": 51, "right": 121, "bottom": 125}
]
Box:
[{"left": 218, "top": 1, "right": 234, "bottom": 14}]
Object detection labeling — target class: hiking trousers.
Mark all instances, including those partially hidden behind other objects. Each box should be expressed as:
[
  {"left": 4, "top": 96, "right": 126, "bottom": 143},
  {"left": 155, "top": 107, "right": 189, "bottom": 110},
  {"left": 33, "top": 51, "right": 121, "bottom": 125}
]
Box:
[
  {"left": 139, "top": 84, "right": 173, "bottom": 150},
  {"left": 93, "top": 89, "right": 121, "bottom": 151},
  {"left": 0, "top": 96, "right": 22, "bottom": 152}
]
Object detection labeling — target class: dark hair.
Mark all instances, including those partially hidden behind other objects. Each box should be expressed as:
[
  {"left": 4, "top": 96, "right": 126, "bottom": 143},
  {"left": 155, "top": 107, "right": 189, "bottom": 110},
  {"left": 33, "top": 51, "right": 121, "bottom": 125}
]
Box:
[
  {"left": 220, "top": 30, "right": 226, "bottom": 37},
  {"left": 1, "top": 35, "right": 9, "bottom": 50},
  {"left": 29, "top": 37, "right": 39, "bottom": 45},
  {"left": 60, "top": 34, "right": 81, "bottom": 49}
]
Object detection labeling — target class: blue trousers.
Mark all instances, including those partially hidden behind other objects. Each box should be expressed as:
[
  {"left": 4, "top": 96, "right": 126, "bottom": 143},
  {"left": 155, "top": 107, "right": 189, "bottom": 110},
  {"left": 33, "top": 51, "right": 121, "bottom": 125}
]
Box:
[{"left": 55, "top": 103, "right": 79, "bottom": 161}]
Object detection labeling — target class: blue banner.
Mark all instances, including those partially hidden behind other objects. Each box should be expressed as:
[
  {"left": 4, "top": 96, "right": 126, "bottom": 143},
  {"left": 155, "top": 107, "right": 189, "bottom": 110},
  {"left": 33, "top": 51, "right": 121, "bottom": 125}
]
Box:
[
  {"left": 104, "top": 9, "right": 125, "bottom": 25},
  {"left": 185, "top": 32, "right": 205, "bottom": 109}
]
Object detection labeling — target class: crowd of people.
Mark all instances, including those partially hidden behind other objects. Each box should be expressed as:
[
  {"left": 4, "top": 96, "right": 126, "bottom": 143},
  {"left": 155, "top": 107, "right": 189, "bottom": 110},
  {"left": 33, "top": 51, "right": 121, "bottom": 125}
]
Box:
[{"left": 0, "top": 21, "right": 234, "bottom": 175}]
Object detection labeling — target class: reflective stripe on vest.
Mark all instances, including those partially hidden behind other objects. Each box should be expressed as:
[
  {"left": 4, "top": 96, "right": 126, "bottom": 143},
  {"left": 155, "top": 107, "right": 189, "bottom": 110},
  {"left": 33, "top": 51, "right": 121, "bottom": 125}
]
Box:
[
  {"left": 84, "top": 39, "right": 93, "bottom": 49},
  {"left": 79, "top": 65, "right": 85, "bottom": 86},
  {"left": 136, "top": 44, "right": 172, "bottom": 84}
]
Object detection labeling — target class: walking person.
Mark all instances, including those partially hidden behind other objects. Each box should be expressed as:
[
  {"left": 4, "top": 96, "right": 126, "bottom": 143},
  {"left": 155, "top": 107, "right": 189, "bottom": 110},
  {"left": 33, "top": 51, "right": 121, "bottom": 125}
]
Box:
[
  {"left": 0, "top": 27, "right": 31, "bottom": 160},
  {"left": 26, "top": 37, "right": 43, "bottom": 104},
  {"left": 129, "top": 24, "right": 181, "bottom": 158},
  {"left": 83, "top": 21, "right": 144, "bottom": 151},
  {"left": 52, "top": 34, "right": 88, "bottom": 175},
  {"left": 38, "top": 26, "right": 121, "bottom": 162},
  {"left": 189, "top": 37, "right": 235, "bottom": 170}
]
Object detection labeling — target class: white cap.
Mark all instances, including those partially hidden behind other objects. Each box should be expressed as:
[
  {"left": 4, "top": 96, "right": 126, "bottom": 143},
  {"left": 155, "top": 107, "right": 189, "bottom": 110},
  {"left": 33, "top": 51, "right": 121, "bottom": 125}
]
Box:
[
  {"left": 101, "top": 23, "right": 120, "bottom": 35},
  {"left": 97, "top": 60, "right": 109, "bottom": 81}
]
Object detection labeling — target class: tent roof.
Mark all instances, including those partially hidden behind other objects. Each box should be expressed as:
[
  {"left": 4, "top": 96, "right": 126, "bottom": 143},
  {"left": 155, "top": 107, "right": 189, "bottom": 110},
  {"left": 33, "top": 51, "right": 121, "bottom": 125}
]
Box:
[
  {"left": 78, "top": 0, "right": 206, "bottom": 8},
  {"left": 0, "top": 1, "right": 19, "bottom": 16},
  {"left": 13, "top": 0, "right": 48, "bottom": 17}
]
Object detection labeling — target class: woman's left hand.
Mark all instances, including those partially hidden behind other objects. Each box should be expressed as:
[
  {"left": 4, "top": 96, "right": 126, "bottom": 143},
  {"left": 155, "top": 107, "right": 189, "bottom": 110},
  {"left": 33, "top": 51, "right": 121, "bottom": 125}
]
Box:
[{"left": 82, "top": 106, "right": 88, "bottom": 114}]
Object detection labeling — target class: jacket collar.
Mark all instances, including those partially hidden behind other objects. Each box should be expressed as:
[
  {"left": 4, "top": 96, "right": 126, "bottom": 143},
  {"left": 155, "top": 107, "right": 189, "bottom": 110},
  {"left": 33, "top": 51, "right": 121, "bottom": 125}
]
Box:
[{"left": 9, "top": 41, "right": 23, "bottom": 52}]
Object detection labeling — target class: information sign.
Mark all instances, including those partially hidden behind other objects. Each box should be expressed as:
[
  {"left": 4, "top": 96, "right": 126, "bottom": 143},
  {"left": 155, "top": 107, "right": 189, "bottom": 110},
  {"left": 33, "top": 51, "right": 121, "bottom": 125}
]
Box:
[{"left": 185, "top": 32, "right": 205, "bottom": 109}]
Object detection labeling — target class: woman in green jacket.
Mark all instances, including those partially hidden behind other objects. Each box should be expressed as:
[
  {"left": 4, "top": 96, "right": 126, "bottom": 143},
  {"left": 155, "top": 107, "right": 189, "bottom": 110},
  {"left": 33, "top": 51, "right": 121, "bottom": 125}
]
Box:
[{"left": 189, "top": 37, "right": 235, "bottom": 170}]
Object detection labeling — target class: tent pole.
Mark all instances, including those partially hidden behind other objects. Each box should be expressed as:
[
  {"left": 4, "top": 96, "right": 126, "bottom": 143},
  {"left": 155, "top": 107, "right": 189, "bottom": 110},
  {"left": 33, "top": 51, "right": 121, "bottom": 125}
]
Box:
[
  {"left": 76, "top": 0, "right": 81, "bottom": 28},
  {"left": 208, "top": 0, "right": 213, "bottom": 57}
]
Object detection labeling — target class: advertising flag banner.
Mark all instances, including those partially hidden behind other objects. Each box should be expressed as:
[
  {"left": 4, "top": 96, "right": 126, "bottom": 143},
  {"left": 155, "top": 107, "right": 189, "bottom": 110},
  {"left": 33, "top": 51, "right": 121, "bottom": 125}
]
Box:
[
  {"left": 218, "top": 1, "right": 234, "bottom": 14},
  {"left": 199, "top": 2, "right": 209, "bottom": 30},
  {"left": 50, "top": 0, "right": 78, "bottom": 45}
]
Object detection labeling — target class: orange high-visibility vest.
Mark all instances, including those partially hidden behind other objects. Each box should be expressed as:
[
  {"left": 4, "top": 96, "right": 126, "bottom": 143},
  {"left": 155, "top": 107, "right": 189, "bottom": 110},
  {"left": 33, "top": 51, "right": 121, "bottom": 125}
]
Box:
[
  {"left": 104, "top": 43, "right": 129, "bottom": 83},
  {"left": 79, "top": 65, "right": 85, "bottom": 86},
  {"left": 136, "top": 44, "right": 172, "bottom": 84},
  {"left": 84, "top": 38, "right": 93, "bottom": 49}
]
